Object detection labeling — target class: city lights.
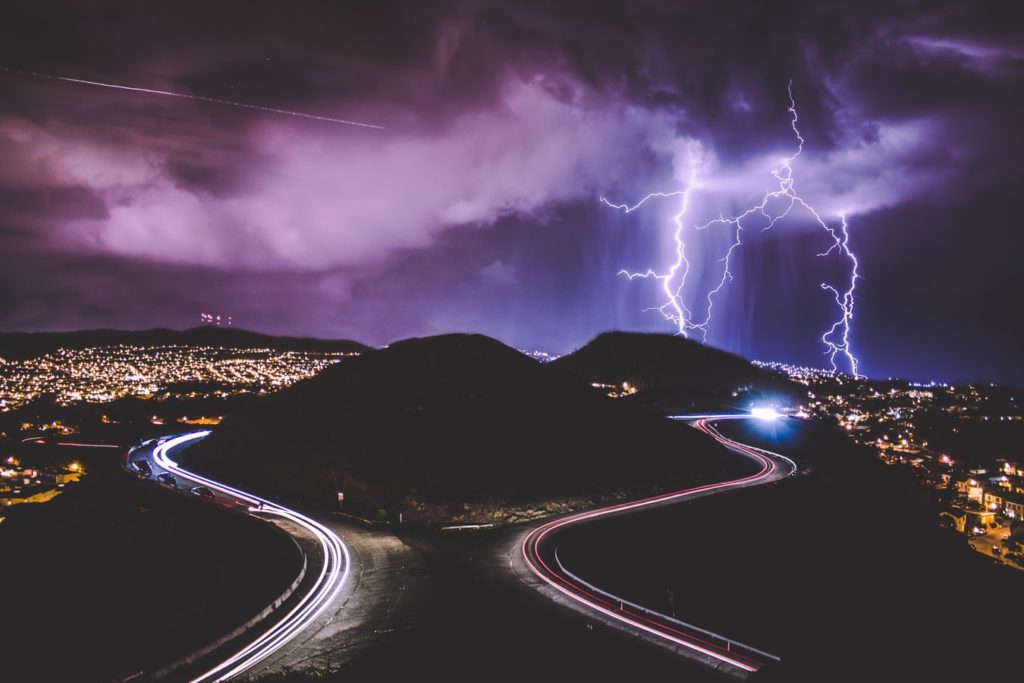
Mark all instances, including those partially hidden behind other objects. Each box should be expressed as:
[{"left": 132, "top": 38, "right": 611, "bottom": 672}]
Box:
[
  {"left": 760, "top": 359, "right": 1024, "bottom": 569},
  {"left": 0, "top": 344, "right": 358, "bottom": 412}
]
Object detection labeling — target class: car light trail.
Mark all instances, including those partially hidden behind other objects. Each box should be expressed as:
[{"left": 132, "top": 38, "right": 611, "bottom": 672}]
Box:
[
  {"left": 150, "top": 432, "right": 351, "bottom": 682},
  {"left": 521, "top": 415, "right": 795, "bottom": 675}
]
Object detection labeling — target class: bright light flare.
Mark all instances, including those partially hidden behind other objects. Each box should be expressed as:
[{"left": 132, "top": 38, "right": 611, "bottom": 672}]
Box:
[{"left": 750, "top": 407, "right": 783, "bottom": 420}]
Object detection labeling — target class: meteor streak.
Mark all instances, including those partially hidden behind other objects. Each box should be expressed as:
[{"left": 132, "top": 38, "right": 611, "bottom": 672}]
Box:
[
  {"left": 603, "top": 82, "right": 862, "bottom": 376},
  {"left": 1, "top": 67, "right": 385, "bottom": 130}
]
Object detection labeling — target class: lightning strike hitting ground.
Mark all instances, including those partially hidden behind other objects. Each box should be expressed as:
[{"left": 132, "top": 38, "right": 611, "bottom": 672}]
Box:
[
  {"left": 2, "top": 67, "right": 385, "bottom": 130},
  {"left": 600, "top": 165, "right": 700, "bottom": 336},
  {"left": 603, "top": 82, "right": 862, "bottom": 376}
]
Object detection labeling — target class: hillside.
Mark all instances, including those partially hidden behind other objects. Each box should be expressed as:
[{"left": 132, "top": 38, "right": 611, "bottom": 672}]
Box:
[
  {"left": 0, "top": 444, "right": 301, "bottom": 682},
  {"left": 0, "top": 326, "right": 369, "bottom": 358},
  {"left": 182, "top": 333, "right": 752, "bottom": 524},
  {"left": 552, "top": 332, "right": 799, "bottom": 411}
]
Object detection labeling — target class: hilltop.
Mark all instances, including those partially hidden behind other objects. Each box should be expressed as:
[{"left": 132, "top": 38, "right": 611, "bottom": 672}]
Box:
[
  {"left": 183, "top": 333, "right": 751, "bottom": 524},
  {"left": 552, "top": 332, "right": 799, "bottom": 411},
  {"left": 0, "top": 326, "right": 370, "bottom": 358}
]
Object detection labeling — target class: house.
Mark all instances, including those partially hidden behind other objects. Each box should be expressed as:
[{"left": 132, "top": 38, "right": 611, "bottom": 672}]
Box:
[
  {"left": 984, "top": 488, "right": 1005, "bottom": 512},
  {"left": 0, "top": 485, "right": 62, "bottom": 507},
  {"left": 1001, "top": 491, "right": 1024, "bottom": 521}
]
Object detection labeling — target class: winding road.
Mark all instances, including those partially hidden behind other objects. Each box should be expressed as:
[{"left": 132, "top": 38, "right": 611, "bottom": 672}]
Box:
[
  {"left": 519, "top": 415, "right": 797, "bottom": 678},
  {"left": 122, "top": 414, "right": 794, "bottom": 680},
  {"left": 134, "top": 432, "right": 352, "bottom": 682}
]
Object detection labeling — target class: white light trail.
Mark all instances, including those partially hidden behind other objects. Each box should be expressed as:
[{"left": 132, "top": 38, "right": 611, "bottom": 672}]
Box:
[
  {"left": 151, "top": 432, "right": 351, "bottom": 682},
  {"left": 2, "top": 67, "right": 385, "bottom": 130}
]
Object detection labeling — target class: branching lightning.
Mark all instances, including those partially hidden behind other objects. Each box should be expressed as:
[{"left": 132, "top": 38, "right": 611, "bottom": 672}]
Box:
[
  {"left": 603, "top": 81, "right": 862, "bottom": 376},
  {"left": 600, "top": 170, "right": 698, "bottom": 334},
  {"left": 818, "top": 214, "right": 860, "bottom": 376},
  {"left": 1, "top": 67, "right": 385, "bottom": 130}
]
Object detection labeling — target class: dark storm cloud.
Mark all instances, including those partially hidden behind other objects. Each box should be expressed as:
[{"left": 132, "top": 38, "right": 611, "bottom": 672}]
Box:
[{"left": 0, "top": 1, "right": 1021, "bottom": 382}]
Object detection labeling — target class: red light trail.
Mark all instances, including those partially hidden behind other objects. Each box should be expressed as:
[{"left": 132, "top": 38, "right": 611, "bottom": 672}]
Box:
[{"left": 521, "top": 416, "right": 796, "bottom": 675}]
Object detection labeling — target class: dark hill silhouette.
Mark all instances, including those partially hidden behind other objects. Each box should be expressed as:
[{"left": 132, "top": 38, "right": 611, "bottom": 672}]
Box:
[
  {"left": 0, "top": 326, "right": 369, "bottom": 358},
  {"left": 552, "top": 332, "right": 799, "bottom": 410},
  {"left": 183, "top": 333, "right": 750, "bottom": 523}
]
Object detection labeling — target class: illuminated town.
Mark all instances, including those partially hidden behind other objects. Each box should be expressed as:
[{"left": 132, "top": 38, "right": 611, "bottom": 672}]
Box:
[
  {"left": 0, "top": 345, "right": 357, "bottom": 412},
  {"left": 760, "top": 360, "right": 1024, "bottom": 568},
  {"left": 0, "top": 344, "right": 359, "bottom": 519},
  {"left": 517, "top": 349, "right": 560, "bottom": 363},
  {"left": 591, "top": 381, "right": 639, "bottom": 399},
  {"left": 0, "top": 453, "right": 85, "bottom": 520}
]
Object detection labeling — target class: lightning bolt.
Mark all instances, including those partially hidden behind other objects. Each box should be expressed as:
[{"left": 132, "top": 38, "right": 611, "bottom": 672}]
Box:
[
  {"left": 1, "top": 67, "right": 385, "bottom": 130},
  {"left": 600, "top": 166, "right": 699, "bottom": 336},
  {"left": 818, "top": 214, "right": 860, "bottom": 377},
  {"left": 604, "top": 81, "right": 862, "bottom": 377}
]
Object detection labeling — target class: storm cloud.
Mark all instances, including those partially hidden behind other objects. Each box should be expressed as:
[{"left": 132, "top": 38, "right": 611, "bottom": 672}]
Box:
[{"left": 0, "top": 1, "right": 1021, "bottom": 383}]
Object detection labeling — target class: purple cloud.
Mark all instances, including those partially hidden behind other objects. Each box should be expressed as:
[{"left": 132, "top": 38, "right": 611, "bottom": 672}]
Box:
[
  {"left": 0, "top": 0, "right": 1021, "bottom": 384},
  {"left": 478, "top": 259, "right": 517, "bottom": 287},
  {"left": 2, "top": 77, "right": 690, "bottom": 271}
]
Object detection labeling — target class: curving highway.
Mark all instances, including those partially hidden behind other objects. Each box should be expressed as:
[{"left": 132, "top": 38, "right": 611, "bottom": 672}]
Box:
[
  {"left": 134, "top": 432, "right": 352, "bottom": 682},
  {"left": 520, "top": 415, "right": 797, "bottom": 677}
]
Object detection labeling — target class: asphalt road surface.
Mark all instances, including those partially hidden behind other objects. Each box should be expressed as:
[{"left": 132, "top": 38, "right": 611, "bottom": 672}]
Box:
[
  {"left": 514, "top": 415, "right": 797, "bottom": 679},
  {"left": 123, "top": 415, "right": 796, "bottom": 682},
  {"left": 127, "top": 433, "right": 427, "bottom": 682}
]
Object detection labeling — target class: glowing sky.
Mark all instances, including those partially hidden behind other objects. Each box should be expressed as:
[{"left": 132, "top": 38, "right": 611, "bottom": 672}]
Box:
[{"left": 1, "top": 1, "right": 1021, "bottom": 383}]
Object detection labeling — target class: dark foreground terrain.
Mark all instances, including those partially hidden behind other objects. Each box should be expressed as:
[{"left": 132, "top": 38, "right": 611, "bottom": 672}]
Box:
[
  {"left": 557, "top": 418, "right": 1024, "bottom": 681},
  {"left": 0, "top": 443, "right": 301, "bottom": 682},
  {"left": 254, "top": 524, "right": 730, "bottom": 683},
  {"left": 185, "top": 334, "right": 743, "bottom": 523},
  {"left": 553, "top": 331, "right": 800, "bottom": 412}
]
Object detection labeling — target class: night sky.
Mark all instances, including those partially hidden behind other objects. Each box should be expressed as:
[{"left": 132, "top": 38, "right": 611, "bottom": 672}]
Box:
[{"left": 1, "top": 1, "right": 1022, "bottom": 384}]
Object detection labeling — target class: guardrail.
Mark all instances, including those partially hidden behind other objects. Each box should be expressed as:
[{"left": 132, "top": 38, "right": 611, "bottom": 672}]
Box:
[
  {"left": 331, "top": 510, "right": 391, "bottom": 527},
  {"left": 551, "top": 544, "right": 780, "bottom": 665},
  {"left": 150, "top": 535, "right": 308, "bottom": 680}
]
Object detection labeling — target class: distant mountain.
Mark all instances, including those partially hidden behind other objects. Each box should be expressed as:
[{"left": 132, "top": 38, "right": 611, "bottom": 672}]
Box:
[
  {"left": 0, "top": 327, "right": 370, "bottom": 358},
  {"left": 552, "top": 332, "right": 799, "bottom": 411},
  {"left": 183, "top": 333, "right": 750, "bottom": 523}
]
